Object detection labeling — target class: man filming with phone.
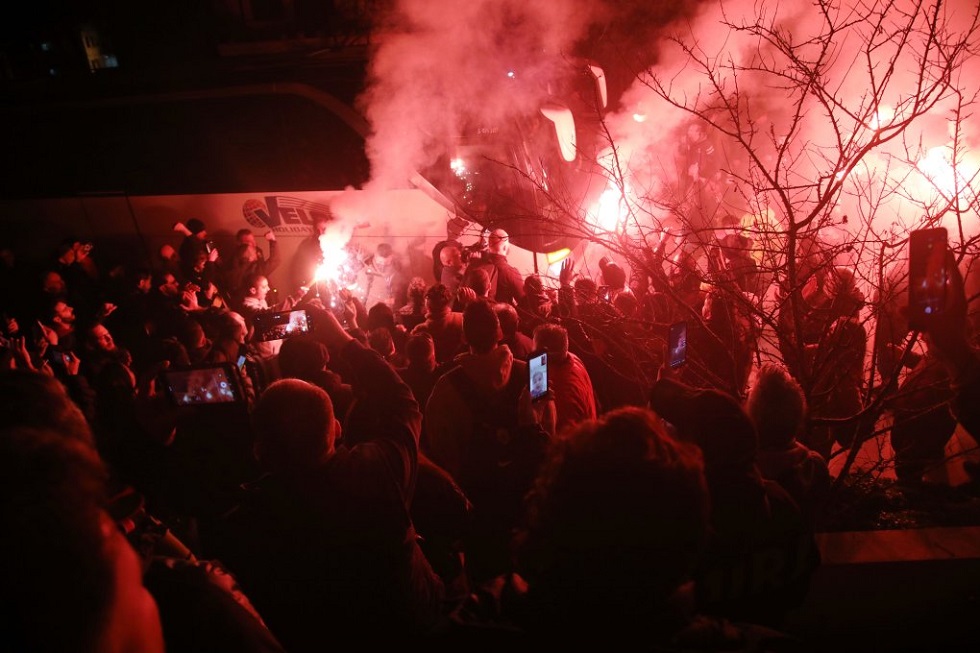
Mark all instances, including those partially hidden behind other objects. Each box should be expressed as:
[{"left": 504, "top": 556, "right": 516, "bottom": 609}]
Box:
[
  {"left": 238, "top": 273, "right": 308, "bottom": 363},
  {"left": 208, "top": 305, "right": 444, "bottom": 651}
]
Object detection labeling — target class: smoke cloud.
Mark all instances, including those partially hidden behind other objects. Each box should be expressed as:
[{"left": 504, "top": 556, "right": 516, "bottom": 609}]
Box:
[
  {"left": 357, "top": 0, "right": 980, "bottom": 284},
  {"left": 601, "top": 0, "right": 980, "bottom": 239},
  {"left": 358, "top": 0, "right": 709, "bottom": 191}
]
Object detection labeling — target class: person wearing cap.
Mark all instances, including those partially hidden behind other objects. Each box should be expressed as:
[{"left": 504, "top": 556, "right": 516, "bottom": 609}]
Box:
[
  {"left": 468, "top": 228, "right": 525, "bottom": 306},
  {"left": 598, "top": 256, "right": 628, "bottom": 303}
]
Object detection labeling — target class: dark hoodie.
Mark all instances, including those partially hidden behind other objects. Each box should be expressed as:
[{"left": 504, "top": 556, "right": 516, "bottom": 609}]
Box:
[
  {"left": 650, "top": 378, "right": 820, "bottom": 627},
  {"left": 425, "top": 345, "right": 549, "bottom": 581}
]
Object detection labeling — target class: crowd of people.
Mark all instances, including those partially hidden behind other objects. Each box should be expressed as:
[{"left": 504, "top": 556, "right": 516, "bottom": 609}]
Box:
[{"left": 2, "top": 215, "right": 980, "bottom": 652}]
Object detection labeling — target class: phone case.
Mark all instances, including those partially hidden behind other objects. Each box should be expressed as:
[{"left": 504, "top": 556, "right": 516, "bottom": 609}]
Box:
[
  {"left": 908, "top": 227, "right": 948, "bottom": 329},
  {"left": 528, "top": 351, "right": 549, "bottom": 400}
]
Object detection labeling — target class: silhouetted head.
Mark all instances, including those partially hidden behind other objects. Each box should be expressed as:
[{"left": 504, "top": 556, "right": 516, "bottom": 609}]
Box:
[
  {"left": 650, "top": 378, "right": 759, "bottom": 474},
  {"left": 252, "top": 379, "right": 338, "bottom": 473},
  {"left": 533, "top": 322, "right": 570, "bottom": 362},
  {"left": 0, "top": 427, "right": 164, "bottom": 653},
  {"left": 463, "top": 267, "right": 491, "bottom": 297},
  {"left": 599, "top": 257, "right": 627, "bottom": 291},
  {"left": 518, "top": 407, "right": 709, "bottom": 619},
  {"left": 405, "top": 333, "right": 436, "bottom": 370},
  {"left": 463, "top": 298, "right": 502, "bottom": 354},
  {"left": 185, "top": 218, "right": 206, "bottom": 238},
  {"left": 424, "top": 283, "right": 453, "bottom": 316},
  {"left": 746, "top": 364, "right": 807, "bottom": 451},
  {"left": 278, "top": 336, "right": 330, "bottom": 380},
  {"left": 0, "top": 370, "right": 95, "bottom": 447},
  {"left": 366, "top": 302, "right": 397, "bottom": 332},
  {"left": 494, "top": 302, "right": 521, "bottom": 338}
]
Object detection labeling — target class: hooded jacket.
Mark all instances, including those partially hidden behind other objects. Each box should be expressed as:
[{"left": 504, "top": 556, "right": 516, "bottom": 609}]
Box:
[{"left": 424, "top": 345, "right": 521, "bottom": 478}]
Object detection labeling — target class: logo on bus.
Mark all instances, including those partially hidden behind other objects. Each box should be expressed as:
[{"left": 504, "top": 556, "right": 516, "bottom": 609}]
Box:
[{"left": 243, "top": 196, "right": 333, "bottom": 234}]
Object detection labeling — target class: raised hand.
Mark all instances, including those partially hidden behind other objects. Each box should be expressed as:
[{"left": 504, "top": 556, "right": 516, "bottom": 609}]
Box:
[
  {"left": 63, "top": 351, "right": 81, "bottom": 376},
  {"left": 559, "top": 256, "right": 575, "bottom": 286}
]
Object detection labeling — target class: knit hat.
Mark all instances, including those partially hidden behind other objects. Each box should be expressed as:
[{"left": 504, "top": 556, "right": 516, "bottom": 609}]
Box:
[
  {"left": 599, "top": 256, "right": 627, "bottom": 290},
  {"left": 186, "top": 218, "right": 206, "bottom": 235}
]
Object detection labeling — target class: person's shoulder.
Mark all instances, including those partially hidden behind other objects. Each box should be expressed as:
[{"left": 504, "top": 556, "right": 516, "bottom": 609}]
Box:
[
  {"left": 761, "top": 477, "right": 814, "bottom": 532},
  {"left": 496, "top": 254, "right": 519, "bottom": 270},
  {"left": 672, "top": 615, "right": 811, "bottom": 653},
  {"left": 446, "top": 311, "right": 465, "bottom": 326},
  {"left": 795, "top": 442, "right": 829, "bottom": 467},
  {"left": 144, "top": 557, "right": 287, "bottom": 653},
  {"left": 427, "top": 365, "right": 467, "bottom": 406}
]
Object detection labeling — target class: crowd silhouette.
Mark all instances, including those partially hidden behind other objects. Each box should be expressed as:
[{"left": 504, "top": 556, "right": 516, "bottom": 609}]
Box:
[{"left": 2, "top": 220, "right": 979, "bottom": 652}]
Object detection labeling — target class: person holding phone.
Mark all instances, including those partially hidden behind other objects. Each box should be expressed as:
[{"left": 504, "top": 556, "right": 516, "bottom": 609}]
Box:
[
  {"left": 531, "top": 323, "right": 597, "bottom": 435},
  {"left": 426, "top": 299, "right": 553, "bottom": 582},
  {"left": 239, "top": 273, "right": 308, "bottom": 362},
  {"left": 891, "top": 239, "right": 980, "bottom": 487},
  {"left": 223, "top": 228, "right": 281, "bottom": 303},
  {"left": 668, "top": 321, "right": 687, "bottom": 369},
  {"left": 210, "top": 306, "right": 444, "bottom": 651},
  {"left": 176, "top": 218, "right": 212, "bottom": 281},
  {"left": 530, "top": 369, "right": 546, "bottom": 398}
]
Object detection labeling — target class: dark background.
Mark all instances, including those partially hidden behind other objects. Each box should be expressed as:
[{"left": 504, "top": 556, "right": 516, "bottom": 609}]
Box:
[{"left": 0, "top": 1, "right": 376, "bottom": 198}]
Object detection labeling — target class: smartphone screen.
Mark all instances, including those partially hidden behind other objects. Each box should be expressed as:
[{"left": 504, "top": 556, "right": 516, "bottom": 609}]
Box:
[
  {"left": 252, "top": 309, "right": 310, "bottom": 342},
  {"left": 236, "top": 354, "right": 247, "bottom": 372},
  {"left": 161, "top": 365, "right": 241, "bottom": 407},
  {"left": 908, "top": 227, "right": 948, "bottom": 329},
  {"left": 668, "top": 321, "right": 688, "bottom": 369},
  {"left": 528, "top": 351, "right": 549, "bottom": 401}
]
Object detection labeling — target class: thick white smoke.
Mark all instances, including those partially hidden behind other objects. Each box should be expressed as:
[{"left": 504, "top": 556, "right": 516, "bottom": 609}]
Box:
[
  {"left": 359, "top": 0, "right": 598, "bottom": 191},
  {"left": 603, "top": 0, "right": 980, "bottom": 239},
  {"left": 357, "top": 0, "right": 980, "bottom": 286}
]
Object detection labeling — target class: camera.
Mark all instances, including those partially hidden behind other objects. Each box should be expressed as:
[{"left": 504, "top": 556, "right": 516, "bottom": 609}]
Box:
[{"left": 460, "top": 240, "right": 488, "bottom": 264}]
